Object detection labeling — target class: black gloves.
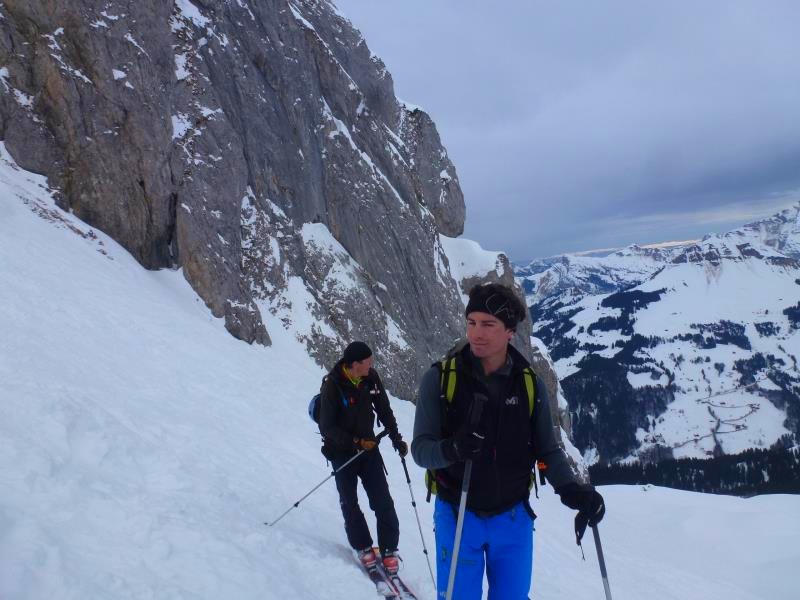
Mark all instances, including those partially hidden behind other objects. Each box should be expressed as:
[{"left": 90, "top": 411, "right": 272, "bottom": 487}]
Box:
[
  {"left": 391, "top": 434, "right": 408, "bottom": 457},
  {"left": 557, "top": 482, "right": 606, "bottom": 543},
  {"left": 441, "top": 393, "right": 488, "bottom": 464},
  {"left": 442, "top": 426, "right": 485, "bottom": 463}
]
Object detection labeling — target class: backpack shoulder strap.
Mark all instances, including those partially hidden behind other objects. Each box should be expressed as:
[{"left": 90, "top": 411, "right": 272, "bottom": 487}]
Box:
[
  {"left": 322, "top": 375, "right": 348, "bottom": 409},
  {"left": 439, "top": 357, "right": 458, "bottom": 404},
  {"left": 522, "top": 367, "right": 536, "bottom": 417}
]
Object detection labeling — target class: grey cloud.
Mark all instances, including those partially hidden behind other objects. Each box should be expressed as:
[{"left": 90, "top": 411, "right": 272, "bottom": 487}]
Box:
[{"left": 334, "top": 0, "right": 800, "bottom": 258}]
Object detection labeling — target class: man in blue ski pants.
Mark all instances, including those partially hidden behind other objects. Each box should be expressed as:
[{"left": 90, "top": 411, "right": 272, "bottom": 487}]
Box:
[{"left": 412, "top": 283, "right": 606, "bottom": 599}]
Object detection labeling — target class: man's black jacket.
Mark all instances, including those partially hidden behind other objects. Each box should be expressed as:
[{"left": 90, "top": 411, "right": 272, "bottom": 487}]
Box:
[{"left": 319, "top": 360, "right": 400, "bottom": 459}]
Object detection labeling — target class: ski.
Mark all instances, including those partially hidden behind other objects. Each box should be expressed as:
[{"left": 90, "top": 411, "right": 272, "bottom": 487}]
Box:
[
  {"left": 372, "top": 550, "right": 417, "bottom": 600},
  {"left": 381, "top": 571, "right": 418, "bottom": 600},
  {"left": 358, "top": 557, "right": 399, "bottom": 599},
  {"left": 355, "top": 548, "right": 417, "bottom": 599}
]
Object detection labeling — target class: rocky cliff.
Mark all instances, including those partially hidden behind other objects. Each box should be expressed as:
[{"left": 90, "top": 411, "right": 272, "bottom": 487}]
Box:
[{"left": 0, "top": 0, "right": 469, "bottom": 396}]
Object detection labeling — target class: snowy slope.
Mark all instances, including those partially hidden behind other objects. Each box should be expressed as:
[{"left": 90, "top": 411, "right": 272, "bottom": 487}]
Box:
[{"left": 1, "top": 147, "right": 798, "bottom": 599}]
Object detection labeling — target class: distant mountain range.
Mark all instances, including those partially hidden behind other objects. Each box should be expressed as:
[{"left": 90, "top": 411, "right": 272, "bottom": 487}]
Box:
[{"left": 515, "top": 204, "right": 800, "bottom": 492}]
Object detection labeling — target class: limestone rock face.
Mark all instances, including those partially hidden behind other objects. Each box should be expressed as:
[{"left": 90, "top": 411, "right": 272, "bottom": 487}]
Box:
[{"left": 0, "top": 0, "right": 469, "bottom": 396}]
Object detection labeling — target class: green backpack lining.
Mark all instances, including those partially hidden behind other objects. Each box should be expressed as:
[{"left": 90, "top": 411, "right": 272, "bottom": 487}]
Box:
[{"left": 424, "top": 358, "right": 538, "bottom": 500}]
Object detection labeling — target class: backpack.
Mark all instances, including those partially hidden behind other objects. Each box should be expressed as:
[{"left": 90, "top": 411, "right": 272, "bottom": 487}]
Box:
[
  {"left": 424, "top": 356, "right": 539, "bottom": 501},
  {"left": 308, "top": 393, "right": 322, "bottom": 423},
  {"left": 309, "top": 378, "right": 351, "bottom": 461},
  {"left": 308, "top": 374, "right": 352, "bottom": 425}
]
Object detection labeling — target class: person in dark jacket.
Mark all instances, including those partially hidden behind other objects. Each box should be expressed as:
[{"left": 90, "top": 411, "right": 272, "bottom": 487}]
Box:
[
  {"left": 412, "top": 283, "right": 605, "bottom": 599},
  {"left": 319, "top": 341, "right": 409, "bottom": 574}
]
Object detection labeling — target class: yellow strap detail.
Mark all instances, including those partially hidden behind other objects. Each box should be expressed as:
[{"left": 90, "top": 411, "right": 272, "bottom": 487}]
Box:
[
  {"left": 445, "top": 358, "right": 457, "bottom": 402},
  {"left": 425, "top": 470, "right": 438, "bottom": 495},
  {"left": 523, "top": 368, "right": 535, "bottom": 416}
]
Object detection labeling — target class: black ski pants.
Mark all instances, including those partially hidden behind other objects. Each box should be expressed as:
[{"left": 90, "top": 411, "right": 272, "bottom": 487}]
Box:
[{"left": 332, "top": 448, "right": 399, "bottom": 553}]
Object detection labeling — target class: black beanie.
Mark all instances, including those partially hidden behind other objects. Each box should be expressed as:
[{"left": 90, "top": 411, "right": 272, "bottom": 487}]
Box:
[
  {"left": 343, "top": 341, "right": 372, "bottom": 365},
  {"left": 465, "top": 284, "right": 526, "bottom": 330}
]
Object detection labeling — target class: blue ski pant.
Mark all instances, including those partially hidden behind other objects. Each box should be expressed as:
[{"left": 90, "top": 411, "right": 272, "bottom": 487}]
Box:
[{"left": 434, "top": 497, "right": 534, "bottom": 600}]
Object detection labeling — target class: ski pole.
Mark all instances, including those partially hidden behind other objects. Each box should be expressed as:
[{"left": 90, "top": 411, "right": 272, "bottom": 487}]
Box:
[
  {"left": 591, "top": 524, "right": 613, "bottom": 600},
  {"left": 445, "top": 394, "right": 487, "bottom": 600},
  {"left": 400, "top": 455, "right": 436, "bottom": 591},
  {"left": 265, "top": 430, "right": 389, "bottom": 527}
]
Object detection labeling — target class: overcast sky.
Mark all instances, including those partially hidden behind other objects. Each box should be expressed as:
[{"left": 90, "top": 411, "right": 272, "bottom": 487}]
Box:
[{"left": 333, "top": 0, "right": 800, "bottom": 261}]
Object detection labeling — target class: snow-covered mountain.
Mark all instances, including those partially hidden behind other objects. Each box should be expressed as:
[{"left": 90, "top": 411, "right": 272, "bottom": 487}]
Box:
[
  {"left": 516, "top": 241, "right": 693, "bottom": 307},
  {"left": 517, "top": 205, "right": 800, "bottom": 472},
  {"left": 3, "top": 117, "right": 799, "bottom": 600}
]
